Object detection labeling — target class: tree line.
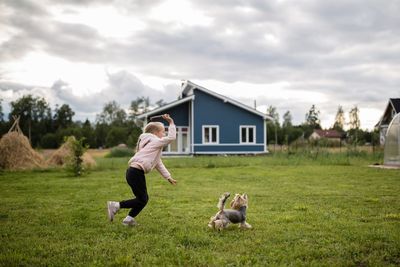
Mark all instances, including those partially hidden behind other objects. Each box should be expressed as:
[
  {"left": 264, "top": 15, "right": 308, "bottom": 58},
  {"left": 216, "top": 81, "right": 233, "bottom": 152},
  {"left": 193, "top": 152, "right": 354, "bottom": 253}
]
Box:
[
  {"left": 266, "top": 104, "right": 379, "bottom": 147},
  {"left": 0, "top": 95, "right": 154, "bottom": 149},
  {"left": 0, "top": 96, "right": 379, "bottom": 149}
]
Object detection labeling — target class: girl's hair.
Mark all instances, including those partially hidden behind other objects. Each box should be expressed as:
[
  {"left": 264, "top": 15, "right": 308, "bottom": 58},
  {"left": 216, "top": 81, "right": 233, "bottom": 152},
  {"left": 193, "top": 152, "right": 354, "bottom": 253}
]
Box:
[
  {"left": 144, "top": 122, "right": 164, "bottom": 134},
  {"left": 136, "top": 122, "right": 164, "bottom": 152}
]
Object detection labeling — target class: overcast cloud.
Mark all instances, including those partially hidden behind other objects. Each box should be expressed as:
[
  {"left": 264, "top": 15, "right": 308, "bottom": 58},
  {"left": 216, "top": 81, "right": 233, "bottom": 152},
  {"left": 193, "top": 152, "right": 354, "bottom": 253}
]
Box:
[{"left": 0, "top": 0, "right": 399, "bottom": 128}]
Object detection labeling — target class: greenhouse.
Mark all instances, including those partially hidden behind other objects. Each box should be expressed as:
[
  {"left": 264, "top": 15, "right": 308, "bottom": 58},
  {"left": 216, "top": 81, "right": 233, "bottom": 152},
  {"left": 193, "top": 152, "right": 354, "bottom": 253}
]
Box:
[{"left": 384, "top": 113, "right": 400, "bottom": 166}]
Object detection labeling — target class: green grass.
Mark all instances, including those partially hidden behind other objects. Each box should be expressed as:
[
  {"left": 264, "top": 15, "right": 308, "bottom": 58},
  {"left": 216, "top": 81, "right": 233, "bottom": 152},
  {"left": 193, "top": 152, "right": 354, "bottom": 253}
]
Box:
[{"left": 0, "top": 154, "right": 399, "bottom": 266}]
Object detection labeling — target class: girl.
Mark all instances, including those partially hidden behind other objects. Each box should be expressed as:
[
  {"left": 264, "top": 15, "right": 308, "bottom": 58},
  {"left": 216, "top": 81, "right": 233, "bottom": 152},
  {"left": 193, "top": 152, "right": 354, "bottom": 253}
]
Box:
[{"left": 107, "top": 114, "right": 177, "bottom": 226}]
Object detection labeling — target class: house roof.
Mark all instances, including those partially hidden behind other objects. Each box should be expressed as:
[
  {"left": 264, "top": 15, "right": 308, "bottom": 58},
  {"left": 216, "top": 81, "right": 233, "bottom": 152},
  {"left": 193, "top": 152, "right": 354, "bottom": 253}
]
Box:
[
  {"left": 136, "top": 95, "right": 194, "bottom": 119},
  {"left": 313, "top": 129, "right": 343, "bottom": 138},
  {"left": 137, "top": 80, "right": 274, "bottom": 121},
  {"left": 181, "top": 80, "right": 273, "bottom": 120},
  {"left": 375, "top": 98, "right": 400, "bottom": 127},
  {"left": 391, "top": 98, "right": 400, "bottom": 113}
]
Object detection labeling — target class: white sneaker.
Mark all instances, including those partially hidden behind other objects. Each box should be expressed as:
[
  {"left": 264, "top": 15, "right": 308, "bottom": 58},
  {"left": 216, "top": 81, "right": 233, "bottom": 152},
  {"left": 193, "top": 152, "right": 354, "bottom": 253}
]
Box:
[
  {"left": 122, "top": 216, "right": 138, "bottom": 226},
  {"left": 107, "top": 201, "right": 119, "bottom": 222}
]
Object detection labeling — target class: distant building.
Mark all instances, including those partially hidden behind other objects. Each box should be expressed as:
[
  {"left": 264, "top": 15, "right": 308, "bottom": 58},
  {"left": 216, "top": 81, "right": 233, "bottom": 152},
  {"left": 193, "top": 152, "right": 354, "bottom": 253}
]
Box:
[
  {"left": 375, "top": 98, "right": 400, "bottom": 145},
  {"left": 309, "top": 129, "right": 343, "bottom": 143},
  {"left": 137, "top": 80, "right": 273, "bottom": 155}
]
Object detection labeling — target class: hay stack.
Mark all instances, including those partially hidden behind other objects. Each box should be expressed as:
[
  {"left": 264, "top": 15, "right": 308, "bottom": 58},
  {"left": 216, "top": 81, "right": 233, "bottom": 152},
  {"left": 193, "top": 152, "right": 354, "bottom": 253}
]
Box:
[
  {"left": 0, "top": 132, "right": 46, "bottom": 170},
  {"left": 47, "top": 136, "right": 97, "bottom": 168}
]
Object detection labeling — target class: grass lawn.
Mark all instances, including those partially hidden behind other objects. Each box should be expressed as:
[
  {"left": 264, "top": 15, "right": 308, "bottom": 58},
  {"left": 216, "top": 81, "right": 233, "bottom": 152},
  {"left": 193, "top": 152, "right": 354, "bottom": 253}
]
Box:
[{"left": 0, "top": 154, "right": 399, "bottom": 266}]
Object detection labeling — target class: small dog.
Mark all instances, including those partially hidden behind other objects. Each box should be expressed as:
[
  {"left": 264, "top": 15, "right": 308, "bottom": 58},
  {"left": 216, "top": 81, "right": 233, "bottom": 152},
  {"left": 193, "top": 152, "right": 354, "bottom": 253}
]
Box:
[{"left": 208, "top": 192, "right": 252, "bottom": 231}]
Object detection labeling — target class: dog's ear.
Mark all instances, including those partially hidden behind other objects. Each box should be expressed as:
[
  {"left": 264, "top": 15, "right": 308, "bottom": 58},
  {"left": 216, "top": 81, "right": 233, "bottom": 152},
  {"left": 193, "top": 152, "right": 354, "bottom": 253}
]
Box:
[{"left": 243, "top": 194, "right": 248, "bottom": 200}]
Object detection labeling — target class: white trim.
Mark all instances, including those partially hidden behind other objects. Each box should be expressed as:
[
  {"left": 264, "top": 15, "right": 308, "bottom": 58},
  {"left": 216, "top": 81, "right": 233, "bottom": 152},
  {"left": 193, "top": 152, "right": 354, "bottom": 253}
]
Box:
[
  {"left": 163, "top": 152, "right": 191, "bottom": 155},
  {"left": 191, "top": 99, "right": 194, "bottom": 154},
  {"left": 194, "top": 143, "right": 263, "bottom": 146},
  {"left": 137, "top": 95, "right": 194, "bottom": 119},
  {"left": 239, "top": 125, "right": 256, "bottom": 144},
  {"left": 264, "top": 120, "right": 267, "bottom": 152},
  {"left": 194, "top": 151, "right": 268, "bottom": 155},
  {"left": 202, "top": 125, "right": 219, "bottom": 144},
  {"left": 182, "top": 80, "right": 273, "bottom": 120}
]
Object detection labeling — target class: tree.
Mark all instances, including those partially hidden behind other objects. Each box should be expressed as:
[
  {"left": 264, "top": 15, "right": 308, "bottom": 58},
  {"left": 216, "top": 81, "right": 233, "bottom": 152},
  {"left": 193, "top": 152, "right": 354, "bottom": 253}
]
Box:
[
  {"left": 305, "top": 104, "right": 321, "bottom": 129},
  {"left": 127, "top": 126, "right": 142, "bottom": 148},
  {"left": 155, "top": 99, "right": 167, "bottom": 107},
  {"left": 40, "top": 133, "right": 58, "bottom": 148},
  {"left": 106, "top": 127, "right": 129, "bottom": 147},
  {"left": 266, "top": 106, "right": 280, "bottom": 146},
  {"left": 348, "top": 105, "right": 361, "bottom": 145},
  {"left": 267, "top": 106, "right": 279, "bottom": 125},
  {"left": 0, "top": 98, "right": 4, "bottom": 122},
  {"left": 55, "top": 127, "right": 83, "bottom": 146},
  {"left": 95, "top": 122, "right": 108, "bottom": 148},
  {"left": 333, "top": 105, "right": 345, "bottom": 131},
  {"left": 96, "top": 101, "right": 127, "bottom": 126},
  {"left": 0, "top": 98, "right": 6, "bottom": 136},
  {"left": 54, "top": 104, "right": 75, "bottom": 130},
  {"left": 9, "top": 95, "right": 52, "bottom": 146},
  {"left": 81, "top": 119, "right": 96, "bottom": 148},
  {"left": 282, "top": 110, "right": 292, "bottom": 128},
  {"left": 129, "top": 97, "right": 150, "bottom": 119},
  {"left": 281, "top": 110, "right": 302, "bottom": 146},
  {"left": 348, "top": 105, "right": 360, "bottom": 130}
]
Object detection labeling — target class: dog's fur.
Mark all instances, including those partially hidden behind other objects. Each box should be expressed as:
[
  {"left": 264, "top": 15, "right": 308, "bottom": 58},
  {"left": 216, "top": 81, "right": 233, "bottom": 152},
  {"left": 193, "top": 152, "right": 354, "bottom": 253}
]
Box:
[{"left": 208, "top": 192, "right": 252, "bottom": 231}]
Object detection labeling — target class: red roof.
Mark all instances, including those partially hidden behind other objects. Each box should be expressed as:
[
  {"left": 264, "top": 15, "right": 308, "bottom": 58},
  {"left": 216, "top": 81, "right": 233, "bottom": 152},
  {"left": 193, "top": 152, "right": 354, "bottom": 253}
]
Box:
[{"left": 313, "top": 129, "right": 343, "bottom": 138}]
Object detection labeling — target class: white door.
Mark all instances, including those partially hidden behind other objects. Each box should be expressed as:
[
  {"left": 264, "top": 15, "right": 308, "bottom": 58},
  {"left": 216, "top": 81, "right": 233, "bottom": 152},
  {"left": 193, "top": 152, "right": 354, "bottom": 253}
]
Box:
[{"left": 164, "top": 127, "right": 190, "bottom": 154}]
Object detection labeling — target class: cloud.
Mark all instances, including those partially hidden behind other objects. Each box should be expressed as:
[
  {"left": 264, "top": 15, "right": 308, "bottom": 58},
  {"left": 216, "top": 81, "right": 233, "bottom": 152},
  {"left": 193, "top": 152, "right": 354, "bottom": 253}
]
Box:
[
  {"left": 0, "top": 0, "right": 399, "bottom": 129},
  {"left": 0, "top": 71, "right": 181, "bottom": 121}
]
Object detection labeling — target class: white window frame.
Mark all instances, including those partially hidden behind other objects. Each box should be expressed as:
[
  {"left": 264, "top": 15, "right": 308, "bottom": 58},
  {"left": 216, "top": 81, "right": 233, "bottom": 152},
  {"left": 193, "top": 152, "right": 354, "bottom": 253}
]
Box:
[
  {"left": 202, "top": 125, "right": 219, "bottom": 144},
  {"left": 240, "top": 125, "right": 256, "bottom": 144}
]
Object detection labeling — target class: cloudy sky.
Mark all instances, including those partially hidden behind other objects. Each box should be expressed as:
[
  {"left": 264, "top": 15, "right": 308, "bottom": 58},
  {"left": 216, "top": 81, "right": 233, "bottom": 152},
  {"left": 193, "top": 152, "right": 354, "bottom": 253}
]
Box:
[{"left": 1, "top": 0, "right": 399, "bottom": 129}]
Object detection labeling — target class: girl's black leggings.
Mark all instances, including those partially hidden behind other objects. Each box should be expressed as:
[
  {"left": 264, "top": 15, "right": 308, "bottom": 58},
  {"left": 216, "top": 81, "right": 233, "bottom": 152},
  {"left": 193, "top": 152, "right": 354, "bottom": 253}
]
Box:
[{"left": 119, "top": 167, "right": 149, "bottom": 218}]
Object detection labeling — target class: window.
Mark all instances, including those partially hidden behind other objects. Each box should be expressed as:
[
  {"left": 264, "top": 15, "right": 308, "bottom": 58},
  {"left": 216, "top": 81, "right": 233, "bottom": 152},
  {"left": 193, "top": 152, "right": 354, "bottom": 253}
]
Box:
[
  {"left": 163, "top": 127, "right": 190, "bottom": 153},
  {"left": 202, "top": 125, "right": 219, "bottom": 144},
  {"left": 240, "top": 126, "right": 256, "bottom": 144}
]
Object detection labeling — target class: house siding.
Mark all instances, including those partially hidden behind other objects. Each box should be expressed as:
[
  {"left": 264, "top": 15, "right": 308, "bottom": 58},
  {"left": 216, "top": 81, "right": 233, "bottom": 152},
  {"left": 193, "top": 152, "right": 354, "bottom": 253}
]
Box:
[
  {"left": 192, "top": 89, "right": 265, "bottom": 153},
  {"left": 150, "top": 101, "right": 190, "bottom": 126},
  {"left": 195, "top": 145, "right": 265, "bottom": 152}
]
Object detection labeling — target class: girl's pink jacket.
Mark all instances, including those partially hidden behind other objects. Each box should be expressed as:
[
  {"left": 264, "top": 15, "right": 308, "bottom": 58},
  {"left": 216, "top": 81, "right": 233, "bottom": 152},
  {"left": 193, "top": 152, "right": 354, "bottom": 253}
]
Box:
[{"left": 128, "top": 124, "right": 176, "bottom": 179}]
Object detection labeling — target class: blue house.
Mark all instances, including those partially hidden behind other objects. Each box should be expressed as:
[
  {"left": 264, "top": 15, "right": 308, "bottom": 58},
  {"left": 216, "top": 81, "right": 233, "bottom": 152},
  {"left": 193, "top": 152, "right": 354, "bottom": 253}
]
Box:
[{"left": 137, "top": 80, "right": 273, "bottom": 155}]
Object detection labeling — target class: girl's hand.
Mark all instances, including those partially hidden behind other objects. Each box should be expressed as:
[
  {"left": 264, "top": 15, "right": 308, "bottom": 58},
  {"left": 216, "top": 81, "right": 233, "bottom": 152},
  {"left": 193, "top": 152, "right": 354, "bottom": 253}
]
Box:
[
  {"left": 167, "top": 177, "right": 177, "bottom": 185},
  {"left": 162, "top": 114, "right": 174, "bottom": 124}
]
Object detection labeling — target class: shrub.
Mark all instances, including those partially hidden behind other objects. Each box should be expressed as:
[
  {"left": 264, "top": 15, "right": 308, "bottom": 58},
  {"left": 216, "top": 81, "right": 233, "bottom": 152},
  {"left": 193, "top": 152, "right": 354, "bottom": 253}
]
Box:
[
  {"left": 105, "top": 147, "right": 134, "bottom": 158},
  {"left": 66, "top": 136, "right": 89, "bottom": 176}
]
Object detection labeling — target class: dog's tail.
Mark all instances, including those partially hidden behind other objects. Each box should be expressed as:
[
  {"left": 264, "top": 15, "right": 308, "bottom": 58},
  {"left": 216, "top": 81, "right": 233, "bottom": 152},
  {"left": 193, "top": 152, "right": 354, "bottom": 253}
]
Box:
[{"left": 217, "top": 192, "right": 230, "bottom": 211}]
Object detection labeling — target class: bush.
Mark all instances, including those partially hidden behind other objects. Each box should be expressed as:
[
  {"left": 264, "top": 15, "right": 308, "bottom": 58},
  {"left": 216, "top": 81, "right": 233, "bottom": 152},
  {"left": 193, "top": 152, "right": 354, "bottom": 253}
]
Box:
[
  {"left": 105, "top": 147, "right": 134, "bottom": 158},
  {"left": 66, "top": 137, "right": 88, "bottom": 176}
]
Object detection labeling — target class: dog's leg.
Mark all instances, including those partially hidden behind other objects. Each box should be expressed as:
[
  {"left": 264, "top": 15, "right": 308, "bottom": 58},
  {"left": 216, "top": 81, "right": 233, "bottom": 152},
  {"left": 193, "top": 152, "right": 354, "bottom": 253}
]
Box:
[
  {"left": 222, "top": 219, "right": 230, "bottom": 229},
  {"left": 239, "top": 221, "right": 252, "bottom": 229}
]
